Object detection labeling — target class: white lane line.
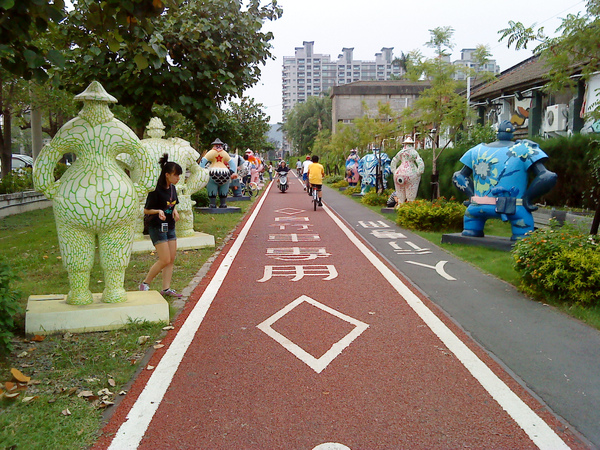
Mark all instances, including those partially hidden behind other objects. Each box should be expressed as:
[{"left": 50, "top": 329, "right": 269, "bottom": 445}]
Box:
[
  {"left": 108, "top": 182, "right": 273, "bottom": 450},
  {"left": 322, "top": 203, "right": 569, "bottom": 450}
]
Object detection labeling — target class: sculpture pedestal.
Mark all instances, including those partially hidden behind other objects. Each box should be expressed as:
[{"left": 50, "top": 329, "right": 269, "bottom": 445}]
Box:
[
  {"left": 381, "top": 207, "right": 396, "bottom": 214},
  {"left": 441, "top": 233, "right": 514, "bottom": 252},
  {"left": 25, "top": 291, "right": 169, "bottom": 335},
  {"left": 196, "top": 206, "right": 241, "bottom": 214},
  {"left": 227, "top": 195, "right": 251, "bottom": 201},
  {"left": 131, "top": 232, "right": 215, "bottom": 253}
]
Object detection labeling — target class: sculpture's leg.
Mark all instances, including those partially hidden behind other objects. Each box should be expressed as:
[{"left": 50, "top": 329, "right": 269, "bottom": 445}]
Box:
[
  {"left": 134, "top": 202, "right": 145, "bottom": 240},
  {"left": 98, "top": 224, "right": 134, "bottom": 303},
  {"left": 462, "top": 204, "right": 489, "bottom": 237},
  {"left": 175, "top": 194, "right": 195, "bottom": 237},
  {"left": 509, "top": 206, "right": 535, "bottom": 241},
  {"left": 396, "top": 188, "right": 407, "bottom": 204},
  {"left": 218, "top": 182, "right": 229, "bottom": 208},
  {"left": 405, "top": 180, "right": 420, "bottom": 202},
  {"left": 56, "top": 217, "right": 95, "bottom": 305}
]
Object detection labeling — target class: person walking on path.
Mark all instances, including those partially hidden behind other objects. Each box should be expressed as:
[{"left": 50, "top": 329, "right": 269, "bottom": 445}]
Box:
[
  {"left": 308, "top": 154, "right": 325, "bottom": 205},
  {"left": 139, "top": 154, "right": 183, "bottom": 298}
]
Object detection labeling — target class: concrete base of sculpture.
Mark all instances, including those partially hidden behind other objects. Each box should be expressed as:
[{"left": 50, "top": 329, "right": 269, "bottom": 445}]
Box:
[
  {"left": 338, "top": 187, "right": 348, "bottom": 191},
  {"left": 131, "top": 232, "right": 215, "bottom": 253},
  {"left": 381, "top": 207, "right": 396, "bottom": 214},
  {"left": 441, "top": 233, "right": 514, "bottom": 252},
  {"left": 196, "top": 206, "right": 241, "bottom": 214},
  {"left": 352, "top": 193, "right": 363, "bottom": 197},
  {"left": 227, "top": 195, "right": 251, "bottom": 201},
  {"left": 25, "top": 291, "right": 169, "bottom": 335}
]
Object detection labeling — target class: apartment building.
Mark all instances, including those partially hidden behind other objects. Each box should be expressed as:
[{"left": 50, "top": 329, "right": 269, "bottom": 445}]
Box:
[
  {"left": 282, "top": 41, "right": 403, "bottom": 119},
  {"left": 453, "top": 48, "right": 501, "bottom": 81}
]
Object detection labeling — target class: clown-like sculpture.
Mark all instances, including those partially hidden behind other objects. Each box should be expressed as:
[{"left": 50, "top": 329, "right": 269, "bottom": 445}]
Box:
[
  {"left": 390, "top": 137, "right": 424, "bottom": 204},
  {"left": 200, "top": 139, "right": 237, "bottom": 208},
  {"left": 357, "top": 147, "right": 391, "bottom": 195},
  {"left": 345, "top": 149, "right": 360, "bottom": 186},
  {"left": 33, "top": 81, "right": 156, "bottom": 305},
  {"left": 452, "top": 120, "right": 557, "bottom": 240}
]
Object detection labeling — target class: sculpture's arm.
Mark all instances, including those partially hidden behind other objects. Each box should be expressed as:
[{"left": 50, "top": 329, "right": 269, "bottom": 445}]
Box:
[
  {"left": 33, "top": 141, "right": 64, "bottom": 199},
  {"left": 122, "top": 137, "right": 158, "bottom": 197},
  {"left": 185, "top": 160, "right": 209, "bottom": 195},
  {"left": 390, "top": 152, "right": 401, "bottom": 173},
  {"left": 415, "top": 153, "right": 425, "bottom": 175},
  {"left": 522, "top": 161, "right": 558, "bottom": 212},
  {"left": 452, "top": 166, "right": 475, "bottom": 203}
]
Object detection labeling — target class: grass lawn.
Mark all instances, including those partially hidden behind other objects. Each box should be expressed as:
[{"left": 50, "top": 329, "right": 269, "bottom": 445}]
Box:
[{"left": 0, "top": 195, "right": 257, "bottom": 450}]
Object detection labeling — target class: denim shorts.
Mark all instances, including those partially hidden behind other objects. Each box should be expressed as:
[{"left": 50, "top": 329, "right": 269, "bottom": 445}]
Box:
[{"left": 148, "top": 226, "right": 177, "bottom": 245}]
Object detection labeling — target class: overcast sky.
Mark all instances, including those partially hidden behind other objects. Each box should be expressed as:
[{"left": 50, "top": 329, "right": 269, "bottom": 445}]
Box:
[{"left": 242, "top": 0, "right": 587, "bottom": 124}]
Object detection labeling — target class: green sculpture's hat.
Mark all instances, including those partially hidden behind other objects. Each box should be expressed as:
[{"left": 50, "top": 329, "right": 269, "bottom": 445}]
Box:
[{"left": 74, "top": 81, "right": 118, "bottom": 103}]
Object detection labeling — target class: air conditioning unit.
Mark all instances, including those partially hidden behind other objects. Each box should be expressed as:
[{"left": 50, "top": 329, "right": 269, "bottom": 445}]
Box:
[{"left": 544, "top": 104, "right": 568, "bottom": 132}]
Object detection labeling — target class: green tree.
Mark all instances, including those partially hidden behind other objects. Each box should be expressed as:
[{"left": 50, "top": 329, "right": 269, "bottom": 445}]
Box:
[
  {"left": 63, "top": 0, "right": 282, "bottom": 134},
  {"left": 400, "top": 26, "right": 469, "bottom": 199},
  {"left": 283, "top": 95, "right": 332, "bottom": 154}
]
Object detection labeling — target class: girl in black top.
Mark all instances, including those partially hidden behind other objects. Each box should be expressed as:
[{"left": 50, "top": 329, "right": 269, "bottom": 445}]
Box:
[{"left": 139, "top": 154, "right": 183, "bottom": 298}]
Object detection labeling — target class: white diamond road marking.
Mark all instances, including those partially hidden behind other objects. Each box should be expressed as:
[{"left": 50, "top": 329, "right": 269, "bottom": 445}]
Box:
[{"left": 257, "top": 295, "right": 369, "bottom": 374}]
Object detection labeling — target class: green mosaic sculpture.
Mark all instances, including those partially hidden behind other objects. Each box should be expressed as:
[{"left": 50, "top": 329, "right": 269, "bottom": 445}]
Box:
[{"left": 33, "top": 81, "right": 157, "bottom": 305}]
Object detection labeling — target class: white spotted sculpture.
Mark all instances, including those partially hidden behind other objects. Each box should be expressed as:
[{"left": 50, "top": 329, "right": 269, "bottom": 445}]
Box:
[
  {"left": 33, "top": 81, "right": 157, "bottom": 305},
  {"left": 167, "top": 137, "right": 209, "bottom": 237},
  {"left": 125, "top": 118, "right": 209, "bottom": 239},
  {"left": 390, "top": 137, "right": 424, "bottom": 204}
]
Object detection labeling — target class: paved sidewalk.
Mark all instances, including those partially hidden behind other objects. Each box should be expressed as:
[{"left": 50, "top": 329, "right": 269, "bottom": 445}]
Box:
[{"left": 94, "top": 179, "right": 592, "bottom": 449}]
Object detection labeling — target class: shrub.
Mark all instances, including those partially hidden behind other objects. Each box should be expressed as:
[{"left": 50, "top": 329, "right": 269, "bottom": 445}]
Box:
[
  {"left": 331, "top": 179, "right": 349, "bottom": 188},
  {"left": 0, "top": 259, "right": 23, "bottom": 355},
  {"left": 395, "top": 197, "right": 465, "bottom": 232},
  {"left": 342, "top": 186, "right": 361, "bottom": 196},
  {"left": 0, "top": 168, "right": 33, "bottom": 194},
  {"left": 324, "top": 174, "right": 344, "bottom": 184},
  {"left": 190, "top": 188, "right": 209, "bottom": 207},
  {"left": 512, "top": 223, "right": 600, "bottom": 306},
  {"left": 361, "top": 189, "right": 393, "bottom": 206}
]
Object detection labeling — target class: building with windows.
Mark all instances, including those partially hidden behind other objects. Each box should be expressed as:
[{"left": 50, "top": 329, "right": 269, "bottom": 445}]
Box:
[
  {"left": 282, "top": 41, "right": 403, "bottom": 120},
  {"left": 453, "top": 48, "right": 500, "bottom": 81},
  {"left": 330, "top": 80, "right": 430, "bottom": 134}
]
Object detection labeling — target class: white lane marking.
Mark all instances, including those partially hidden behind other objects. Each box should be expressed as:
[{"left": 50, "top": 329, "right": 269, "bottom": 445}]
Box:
[
  {"left": 405, "top": 260, "right": 456, "bottom": 281},
  {"left": 257, "top": 295, "right": 369, "bottom": 374},
  {"left": 257, "top": 265, "right": 338, "bottom": 282},
  {"left": 322, "top": 203, "right": 569, "bottom": 450},
  {"left": 108, "top": 183, "right": 274, "bottom": 450}
]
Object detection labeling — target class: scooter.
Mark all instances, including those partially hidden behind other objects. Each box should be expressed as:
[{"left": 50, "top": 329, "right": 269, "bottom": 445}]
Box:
[{"left": 277, "top": 171, "right": 289, "bottom": 193}]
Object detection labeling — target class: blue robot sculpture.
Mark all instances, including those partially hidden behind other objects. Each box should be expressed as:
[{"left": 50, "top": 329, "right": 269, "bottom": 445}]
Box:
[
  {"left": 452, "top": 120, "right": 557, "bottom": 240},
  {"left": 357, "top": 147, "right": 391, "bottom": 195}
]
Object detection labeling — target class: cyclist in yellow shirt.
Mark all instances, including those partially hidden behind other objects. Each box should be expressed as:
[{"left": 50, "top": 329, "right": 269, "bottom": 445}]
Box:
[{"left": 308, "top": 155, "right": 325, "bottom": 206}]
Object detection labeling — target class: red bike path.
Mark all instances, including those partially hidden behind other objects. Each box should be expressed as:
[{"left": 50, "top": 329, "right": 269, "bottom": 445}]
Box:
[{"left": 94, "top": 179, "right": 586, "bottom": 449}]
